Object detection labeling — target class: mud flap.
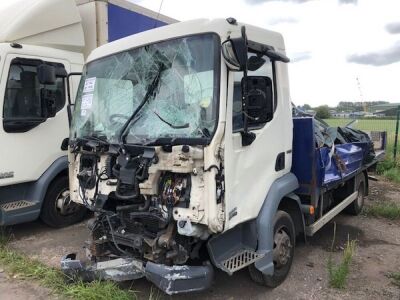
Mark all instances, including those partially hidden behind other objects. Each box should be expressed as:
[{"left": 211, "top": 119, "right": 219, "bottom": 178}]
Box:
[{"left": 145, "top": 261, "right": 214, "bottom": 295}]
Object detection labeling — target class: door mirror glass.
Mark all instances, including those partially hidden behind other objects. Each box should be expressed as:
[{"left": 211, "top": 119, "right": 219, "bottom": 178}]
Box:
[
  {"left": 222, "top": 35, "right": 248, "bottom": 70},
  {"left": 248, "top": 56, "right": 266, "bottom": 71},
  {"left": 242, "top": 76, "right": 273, "bottom": 127}
]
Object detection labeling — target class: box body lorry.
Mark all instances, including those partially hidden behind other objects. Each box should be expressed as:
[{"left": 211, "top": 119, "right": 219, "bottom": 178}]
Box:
[
  {"left": 60, "top": 18, "right": 384, "bottom": 294},
  {"left": 0, "top": 0, "right": 175, "bottom": 227}
]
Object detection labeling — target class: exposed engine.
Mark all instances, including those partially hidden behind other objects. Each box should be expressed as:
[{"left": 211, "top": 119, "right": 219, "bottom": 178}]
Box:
[{"left": 70, "top": 143, "right": 219, "bottom": 266}]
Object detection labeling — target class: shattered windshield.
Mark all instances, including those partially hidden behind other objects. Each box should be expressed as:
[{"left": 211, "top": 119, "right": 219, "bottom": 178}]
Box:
[{"left": 71, "top": 34, "right": 220, "bottom": 145}]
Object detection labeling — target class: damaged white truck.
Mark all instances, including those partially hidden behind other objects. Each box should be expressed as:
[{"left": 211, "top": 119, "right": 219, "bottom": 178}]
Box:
[{"left": 61, "top": 18, "right": 385, "bottom": 294}]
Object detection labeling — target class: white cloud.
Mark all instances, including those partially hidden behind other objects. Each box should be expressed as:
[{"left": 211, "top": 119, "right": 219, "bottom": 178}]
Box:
[
  {"left": 1, "top": 0, "right": 397, "bottom": 107},
  {"left": 134, "top": 0, "right": 400, "bottom": 106}
]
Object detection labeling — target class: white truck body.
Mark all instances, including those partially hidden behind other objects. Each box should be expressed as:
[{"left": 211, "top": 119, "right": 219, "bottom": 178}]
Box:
[
  {"left": 0, "top": 0, "right": 175, "bottom": 227},
  {"left": 63, "top": 18, "right": 382, "bottom": 295}
]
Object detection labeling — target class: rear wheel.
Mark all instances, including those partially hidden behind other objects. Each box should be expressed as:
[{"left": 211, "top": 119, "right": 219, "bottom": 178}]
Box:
[
  {"left": 40, "top": 176, "right": 87, "bottom": 228},
  {"left": 249, "top": 210, "right": 295, "bottom": 288},
  {"left": 346, "top": 177, "right": 365, "bottom": 215}
]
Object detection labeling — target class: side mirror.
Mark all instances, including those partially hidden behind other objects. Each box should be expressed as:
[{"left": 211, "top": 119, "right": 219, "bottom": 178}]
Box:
[
  {"left": 242, "top": 76, "right": 273, "bottom": 126},
  {"left": 61, "top": 137, "right": 69, "bottom": 151},
  {"left": 222, "top": 26, "right": 248, "bottom": 71},
  {"left": 37, "top": 64, "right": 56, "bottom": 85},
  {"left": 41, "top": 88, "right": 57, "bottom": 118}
]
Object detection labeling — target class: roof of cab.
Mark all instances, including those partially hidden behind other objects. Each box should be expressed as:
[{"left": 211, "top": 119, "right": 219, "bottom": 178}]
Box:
[
  {"left": 87, "top": 18, "right": 285, "bottom": 63},
  {"left": 0, "top": 0, "right": 84, "bottom": 52}
]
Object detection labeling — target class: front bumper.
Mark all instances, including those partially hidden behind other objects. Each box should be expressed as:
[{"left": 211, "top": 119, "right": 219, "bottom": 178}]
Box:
[{"left": 61, "top": 253, "right": 214, "bottom": 295}]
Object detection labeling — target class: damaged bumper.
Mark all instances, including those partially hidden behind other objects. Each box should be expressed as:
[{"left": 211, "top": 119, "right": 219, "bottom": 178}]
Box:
[{"left": 61, "top": 254, "right": 214, "bottom": 295}]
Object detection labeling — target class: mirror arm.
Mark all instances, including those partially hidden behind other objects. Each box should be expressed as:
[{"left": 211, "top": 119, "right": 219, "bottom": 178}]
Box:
[
  {"left": 239, "top": 26, "right": 256, "bottom": 146},
  {"left": 66, "top": 72, "right": 82, "bottom": 126}
]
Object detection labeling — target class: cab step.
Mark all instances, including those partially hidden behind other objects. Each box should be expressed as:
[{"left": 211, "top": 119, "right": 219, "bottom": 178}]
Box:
[
  {"left": 0, "top": 200, "right": 40, "bottom": 226},
  {"left": 221, "top": 249, "right": 263, "bottom": 273},
  {"left": 0, "top": 200, "right": 35, "bottom": 211}
]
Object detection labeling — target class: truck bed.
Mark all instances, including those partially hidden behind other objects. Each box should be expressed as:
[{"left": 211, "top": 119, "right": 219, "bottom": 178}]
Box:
[{"left": 291, "top": 117, "right": 384, "bottom": 197}]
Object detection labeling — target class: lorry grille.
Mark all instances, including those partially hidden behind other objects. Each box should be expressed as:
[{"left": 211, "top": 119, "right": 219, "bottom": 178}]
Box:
[{"left": 222, "top": 249, "right": 263, "bottom": 273}]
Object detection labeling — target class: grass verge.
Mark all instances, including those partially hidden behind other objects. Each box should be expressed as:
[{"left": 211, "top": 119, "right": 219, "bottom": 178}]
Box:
[
  {"left": 387, "top": 272, "right": 400, "bottom": 287},
  {"left": 363, "top": 202, "right": 400, "bottom": 220},
  {"left": 377, "top": 159, "right": 400, "bottom": 183},
  {"left": 327, "top": 237, "right": 357, "bottom": 289},
  {"left": 0, "top": 230, "right": 136, "bottom": 300}
]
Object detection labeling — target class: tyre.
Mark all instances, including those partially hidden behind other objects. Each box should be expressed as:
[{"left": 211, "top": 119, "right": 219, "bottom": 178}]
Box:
[
  {"left": 346, "top": 176, "right": 365, "bottom": 215},
  {"left": 249, "top": 210, "right": 295, "bottom": 288},
  {"left": 40, "top": 176, "right": 87, "bottom": 228}
]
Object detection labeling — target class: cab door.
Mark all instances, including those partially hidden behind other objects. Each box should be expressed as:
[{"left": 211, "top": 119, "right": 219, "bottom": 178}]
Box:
[
  {"left": 0, "top": 53, "right": 70, "bottom": 186},
  {"left": 223, "top": 52, "right": 293, "bottom": 230}
]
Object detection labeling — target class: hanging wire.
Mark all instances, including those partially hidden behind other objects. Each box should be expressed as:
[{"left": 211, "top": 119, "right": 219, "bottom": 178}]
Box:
[{"left": 153, "top": 0, "right": 165, "bottom": 28}]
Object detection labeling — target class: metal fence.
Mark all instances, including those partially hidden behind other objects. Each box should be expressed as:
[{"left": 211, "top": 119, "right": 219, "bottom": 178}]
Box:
[{"left": 323, "top": 106, "right": 400, "bottom": 161}]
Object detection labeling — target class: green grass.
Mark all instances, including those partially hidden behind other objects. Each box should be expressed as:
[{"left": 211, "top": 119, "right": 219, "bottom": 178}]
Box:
[
  {"left": 323, "top": 118, "right": 398, "bottom": 133},
  {"left": 376, "top": 159, "right": 400, "bottom": 183},
  {"left": 327, "top": 239, "right": 357, "bottom": 289},
  {"left": 0, "top": 231, "right": 136, "bottom": 300},
  {"left": 387, "top": 272, "right": 400, "bottom": 287},
  {"left": 323, "top": 118, "right": 399, "bottom": 151},
  {"left": 363, "top": 203, "right": 400, "bottom": 220},
  {"left": 383, "top": 168, "right": 400, "bottom": 183}
]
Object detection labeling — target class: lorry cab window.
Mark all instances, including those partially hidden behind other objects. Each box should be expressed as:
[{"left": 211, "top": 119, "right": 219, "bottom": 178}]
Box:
[
  {"left": 232, "top": 53, "right": 275, "bottom": 132},
  {"left": 3, "top": 60, "right": 65, "bottom": 131},
  {"left": 71, "top": 34, "right": 220, "bottom": 145}
]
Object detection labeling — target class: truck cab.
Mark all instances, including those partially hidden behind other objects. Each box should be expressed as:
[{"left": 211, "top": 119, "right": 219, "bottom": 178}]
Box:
[
  {"left": 0, "top": 0, "right": 86, "bottom": 227},
  {"left": 63, "top": 18, "right": 295, "bottom": 291},
  {"left": 62, "top": 18, "right": 380, "bottom": 294}
]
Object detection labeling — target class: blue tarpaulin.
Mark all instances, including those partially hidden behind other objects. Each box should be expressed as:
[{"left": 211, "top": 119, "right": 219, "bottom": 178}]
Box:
[{"left": 319, "top": 143, "right": 364, "bottom": 185}]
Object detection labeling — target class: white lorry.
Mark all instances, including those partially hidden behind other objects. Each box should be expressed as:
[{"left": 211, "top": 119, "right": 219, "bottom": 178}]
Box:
[
  {"left": 0, "top": 0, "right": 175, "bottom": 227},
  {"left": 61, "top": 18, "right": 384, "bottom": 294}
]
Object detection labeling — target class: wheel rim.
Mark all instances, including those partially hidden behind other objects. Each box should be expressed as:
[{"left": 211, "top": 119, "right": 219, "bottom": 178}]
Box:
[
  {"left": 272, "top": 226, "right": 292, "bottom": 269},
  {"left": 55, "top": 189, "right": 80, "bottom": 216}
]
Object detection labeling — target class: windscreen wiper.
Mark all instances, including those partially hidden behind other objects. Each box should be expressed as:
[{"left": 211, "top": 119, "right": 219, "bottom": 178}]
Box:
[
  {"left": 153, "top": 111, "right": 189, "bottom": 129},
  {"left": 118, "top": 64, "right": 166, "bottom": 145},
  {"left": 78, "top": 135, "right": 109, "bottom": 149}
]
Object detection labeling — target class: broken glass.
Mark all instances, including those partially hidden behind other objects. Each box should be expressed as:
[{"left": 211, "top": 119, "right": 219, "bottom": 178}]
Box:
[{"left": 71, "top": 34, "right": 220, "bottom": 144}]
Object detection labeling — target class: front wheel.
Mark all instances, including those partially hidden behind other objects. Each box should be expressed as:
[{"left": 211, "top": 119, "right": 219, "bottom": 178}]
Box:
[
  {"left": 249, "top": 210, "right": 295, "bottom": 288},
  {"left": 40, "top": 176, "right": 87, "bottom": 228}
]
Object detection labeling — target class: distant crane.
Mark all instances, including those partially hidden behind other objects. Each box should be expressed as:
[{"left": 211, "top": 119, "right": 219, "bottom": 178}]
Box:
[{"left": 356, "top": 77, "right": 368, "bottom": 112}]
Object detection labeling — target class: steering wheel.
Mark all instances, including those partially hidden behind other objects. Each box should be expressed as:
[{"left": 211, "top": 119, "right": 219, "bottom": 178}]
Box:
[{"left": 109, "top": 114, "right": 129, "bottom": 124}]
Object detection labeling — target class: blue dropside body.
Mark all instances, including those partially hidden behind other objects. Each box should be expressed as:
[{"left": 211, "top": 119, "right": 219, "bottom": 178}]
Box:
[{"left": 291, "top": 117, "right": 368, "bottom": 197}]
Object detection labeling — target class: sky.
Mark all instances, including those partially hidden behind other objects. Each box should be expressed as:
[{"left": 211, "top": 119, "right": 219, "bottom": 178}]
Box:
[
  {"left": 133, "top": 0, "right": 400, "bottom": 107},
  {"left": 0, "top": 0, "right": 398, "bottom": 107}
]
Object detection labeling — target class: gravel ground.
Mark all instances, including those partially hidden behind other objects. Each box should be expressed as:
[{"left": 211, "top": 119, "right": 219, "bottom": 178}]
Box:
[{"left": 2, "top": 178, "right": 400, "bottom": 300}]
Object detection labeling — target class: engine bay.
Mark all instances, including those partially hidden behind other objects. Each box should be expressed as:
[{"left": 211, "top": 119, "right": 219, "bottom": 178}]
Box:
[{"left": 69, "top": 142, "right": 224, "bottom": 266}]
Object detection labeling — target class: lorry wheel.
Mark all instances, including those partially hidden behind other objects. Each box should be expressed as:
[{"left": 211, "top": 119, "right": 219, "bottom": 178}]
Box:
[
  {"left": 249, "top": 210, "right": 295, "bottom": 288},
  {"left": 346, "top": 178, "right": 365, "bottom": 215},
  {"left": 40, "top": 176, "right": 87, "bottom": 228}
]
